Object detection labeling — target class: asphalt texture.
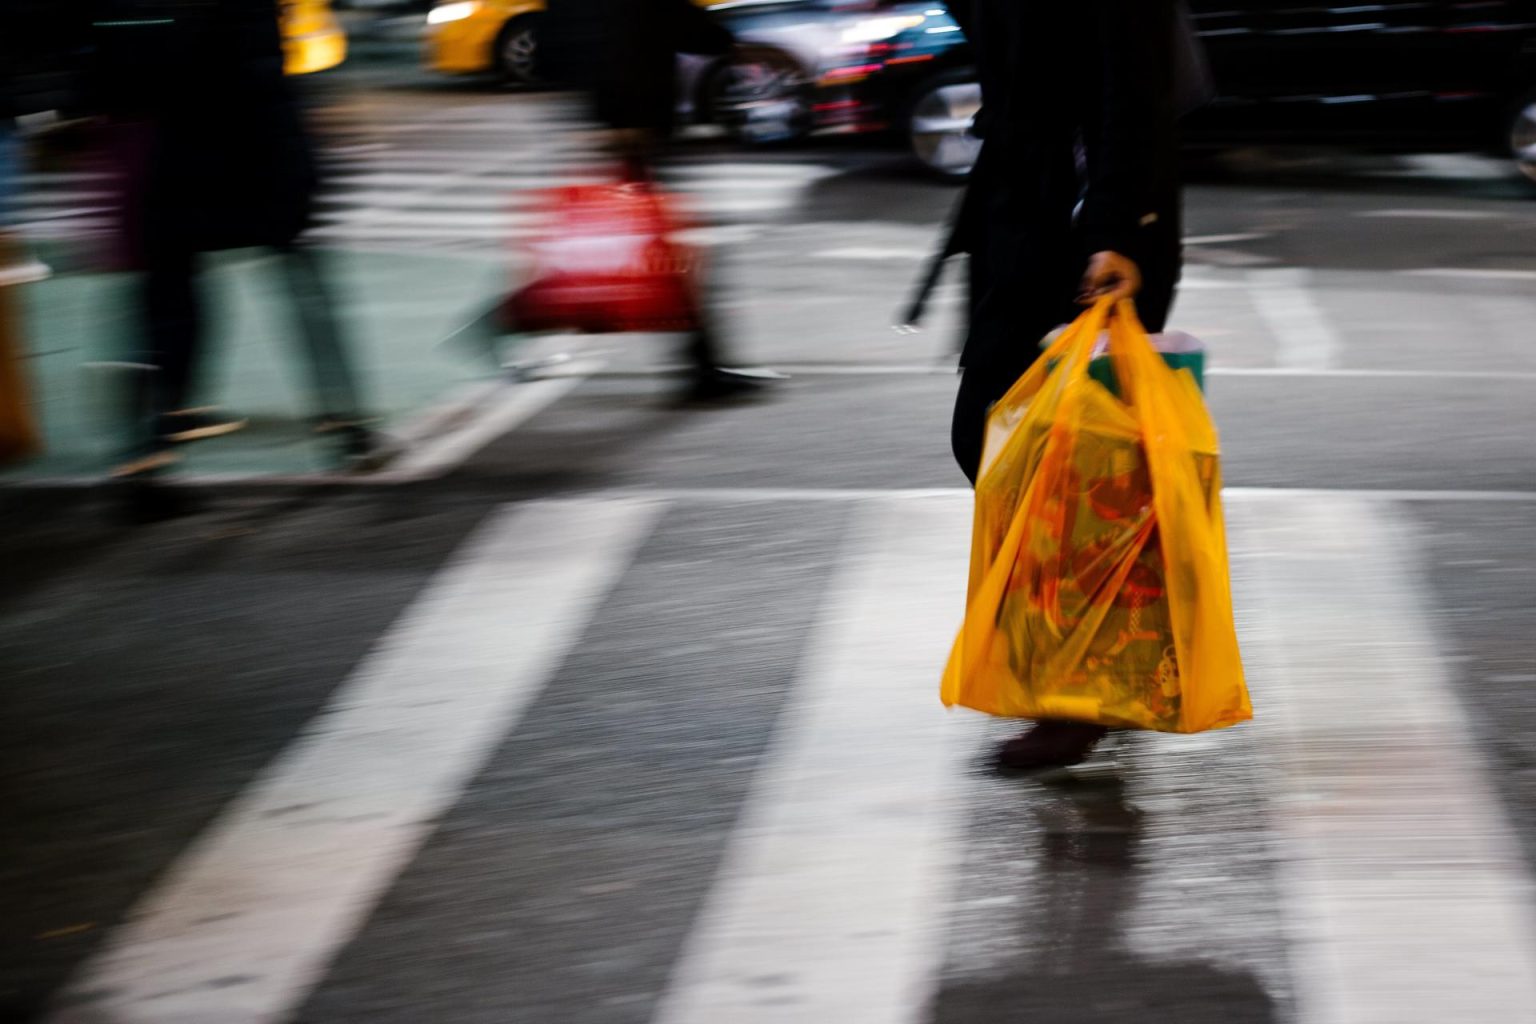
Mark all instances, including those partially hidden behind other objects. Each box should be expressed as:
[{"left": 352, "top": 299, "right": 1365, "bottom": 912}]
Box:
[{"left": 3, "top": 51, "right": 1535, "bottom": 1024}]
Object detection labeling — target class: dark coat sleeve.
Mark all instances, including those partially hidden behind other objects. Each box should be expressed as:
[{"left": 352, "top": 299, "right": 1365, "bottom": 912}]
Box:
[{"left": 1075, "top": 0, "right": 1180, "bottom": 260}]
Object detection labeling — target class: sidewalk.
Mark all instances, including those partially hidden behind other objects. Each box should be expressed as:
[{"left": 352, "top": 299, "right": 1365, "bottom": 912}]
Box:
[{"left": 4, "top": 241, "right": 509, "bottom": 481}]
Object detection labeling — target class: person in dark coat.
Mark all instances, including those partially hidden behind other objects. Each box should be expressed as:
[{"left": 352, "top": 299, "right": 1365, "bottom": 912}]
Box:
[{"left": 950, "top": 0, "right": 1185, "bottom": 769}]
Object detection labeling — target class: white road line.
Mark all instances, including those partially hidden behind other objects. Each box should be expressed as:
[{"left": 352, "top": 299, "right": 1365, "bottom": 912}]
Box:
[
  {"left": 672, "top": 178, "right": 826, "bottom": 193},
  {"left": 1184, "top": 232, "right": 1271, "bottom": 245},
  {"left": 585, "top": 362, "right": 1536, "bottom": 383},
  {"left": 308, "top": 224, "right": 525, "bottom": 240},
  {"left": 765, "top": 362, "right": 955, "bottom": 374},
  {"left": 1401, "top": 268, "right": 1536, "bottom": 282},
  {"left": 379, "top": 364, "right": 601, "bottom": 483},
  {"left": 651, "top": 495, "right": 973, "bottom": 1024},
  {"left": 1356, "top": 209, "right": 1501, "bottom": 220},
  {"left": 1180, "top": 275, "right": 1251, "bottom": 290},
  {"left": 1222, "top": 487, "right": 1536, "bottom": 503},
  {"left": 1389, "top": 153, "right": 1511, "bottom": 180},
  {"left": 314, "top": 208, "right": 517, "bottom": 228},
  {"left": 1229, "top": 493, "right": 1536, "bottom": 1024},
  {"left": 615, "top": 487, "right": 1536, "bottom": 503},
  {"left": 671, "top": 224, "right": 766, "bottom": 247},
  {"left": 667, "top": 162, "right": 834, "bottom": 179},
  {"left": 46, "top": 498, "right": 662, "bottom": 1024},
  {"left": 1247, "top": 267, "right": 1342, "bottom": 371},
  {"left": 317, "top": 190, "right": 544, "bottom": 210},
  {"left": 615, "top": 487, "right": 975, "bottom": 502},
  {"left": 325, "top": 172, "right": 593, "bottom": 189},
  {"left": 1208, "top": 366, "right": 1536, "bottom": 381},
  {"left": 685, "top": 195, "right": 800, "bottom": 216},
  {"left": 815, "top": 246, "right": 929, "bottom": 261}
]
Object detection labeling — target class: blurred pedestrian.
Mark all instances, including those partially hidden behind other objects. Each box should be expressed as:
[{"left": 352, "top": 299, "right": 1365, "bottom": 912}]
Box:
[
  {"left": 537, "top": 0, "right": 778, "bottom": 401},
  {"left": 0, "top": 0, "right": 70, "bottom": 464},
  {"left": 86, "top": 0, "right": 389, "bottom": 495},
  {"left": 948, "top": 0, "right": 1185, "bottom": 769},
  {"left": 0, "top": 0, "right": 68, "bottom": 285}
]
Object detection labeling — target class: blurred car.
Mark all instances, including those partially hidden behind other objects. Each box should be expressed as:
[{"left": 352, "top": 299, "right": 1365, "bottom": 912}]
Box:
[
  {"left": 425, "top": 0, "right": 543, "bottom": 81},
  {"left": 710, "top": 0, "right": 1536, "bottom": 185},
  {"left": 1185, "top": 1, "right": 1536, "bottom": 183},
  {"left": 423, "top": 0, "right": 732, "bottom": 84},
  {"left": 282, "top": 0, "right": 348, "bottom": 75},
  {"left": 680, "top": 0, "right": 975, "bottom": 170}
]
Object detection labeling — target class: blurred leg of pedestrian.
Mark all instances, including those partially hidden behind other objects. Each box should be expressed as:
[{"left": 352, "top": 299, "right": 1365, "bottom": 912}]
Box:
[
  {"left": 117, "top": 241, "right": 198, "bottom": 477},
  {"left": 0, "top": 123, "right": 43, "bottom": 464},
  {"left": 610, "top": 129, "right": 775, "bottom": 401},
  {"left": 273, "top": 242, "right": 394, "bottom": 470}
]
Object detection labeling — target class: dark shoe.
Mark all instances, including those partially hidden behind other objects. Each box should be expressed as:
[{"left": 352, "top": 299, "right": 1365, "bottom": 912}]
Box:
[
  {"left": 115, "top": 475, "right": 199, "bottom": 524},
  {"left": 159, "top": 407, "right": 247, "bottom": 443},
  {"left": 996, "top": 720, "right": 1110, "bottom": 772},
  {"left": 684, "top": 367, "right": 785, "bottom": 403},
  {"left": 316, "top": 418, "right": 400, "bottom": 473}
]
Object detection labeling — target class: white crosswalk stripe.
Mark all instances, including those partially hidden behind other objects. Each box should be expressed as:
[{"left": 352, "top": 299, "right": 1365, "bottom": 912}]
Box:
[
  {"left": 41, "top": 489, "right": 1536, "bottom": 1023},
  {"left": 12, "top": 101, "right": 835, "bottom": 252}
]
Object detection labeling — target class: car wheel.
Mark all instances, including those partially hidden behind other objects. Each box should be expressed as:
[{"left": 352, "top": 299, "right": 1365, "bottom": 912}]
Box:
[
  {"left": 1508, "top": 89, "right": 1536, "bottom": 183},
  {"left": 704, "top": 48, "right": 811, "bottom": 145},
  {"left": 908, "top": 71, "right": 982, "bottom": 182},
  {"left": 496, "top": 15, "right": 542, "bottom": 86}
]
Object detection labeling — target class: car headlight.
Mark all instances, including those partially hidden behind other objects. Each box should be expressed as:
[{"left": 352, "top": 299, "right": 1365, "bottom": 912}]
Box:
[
  {"left": 428, "top": 1, "right": 480, "bottom": 25},
  {"left": 839, "top": 14, "right": 926, "bottom": 44}
]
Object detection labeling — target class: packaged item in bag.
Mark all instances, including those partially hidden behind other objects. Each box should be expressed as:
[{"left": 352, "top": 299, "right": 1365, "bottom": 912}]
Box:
[{"left": 1042, "top": 327, "right": 1205, "bottom": 395}]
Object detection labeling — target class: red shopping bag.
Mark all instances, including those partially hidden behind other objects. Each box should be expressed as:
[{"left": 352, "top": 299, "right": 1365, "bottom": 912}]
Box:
[{"left": 505, "top": 178, "right": 700, "bottom": 334}]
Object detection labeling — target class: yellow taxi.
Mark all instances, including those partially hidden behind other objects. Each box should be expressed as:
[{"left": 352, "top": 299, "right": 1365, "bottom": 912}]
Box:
[
  {"left": 425, "top": 0, "right": 727, "bottom": 84},
  {"left": 282, "top": 0, "right": 348, "bottom": 76},
  {"left": 426, "top": 0, "right": 544, "bottom": 81}
]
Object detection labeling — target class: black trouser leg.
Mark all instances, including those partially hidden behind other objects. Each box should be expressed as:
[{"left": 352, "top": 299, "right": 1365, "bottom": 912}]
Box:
[
  {"left": 685, "top": 297, "right": 725, "bottom": 376},
  {"left": 135, "top": 242, "right": 200, "bottom": 450},
  {"left": 276, "top": 242, "right": 366, "bottom": 423}
]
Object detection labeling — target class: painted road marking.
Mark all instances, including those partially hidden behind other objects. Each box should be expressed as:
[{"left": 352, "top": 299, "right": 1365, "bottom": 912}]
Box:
[
  {"left": 651, "top": 495, "right": 974, "bottom": 1024},
  {"left": 608, "top": 486, "right": 1536, "bottom": 504},
  {"left": 1247, "top": 267, "right": 1342, "bottom": 371},
  {"left": 818, "top": 235, "right": 1272, "bottom": 262},
  {"left": 1230, "top": 493, "right": 1536, "bottom": 1023},
  {"left": 1401, "top": 268, "right": 1536, "bottom": 282},
  {"left": 1184, "top": 232, "right": 1272, "bottom": 245},
  {"left": 35, "top": 488, "right": 1536, "bottom": 1021},
  {"left": 378, "top": 367, "right": 599, "bottom": 484},
  {"left": 46, "top": 499, "right": 662, "bottom": 1024},
  {"left": 815, "top": 247, "right": 931, "bottom": 261},
  {"left": 574, "top": 362, "right": 1536, "bottom": 383},
  {"left": 1356, "top": 209, "right": 1501, "bottom": 220}
]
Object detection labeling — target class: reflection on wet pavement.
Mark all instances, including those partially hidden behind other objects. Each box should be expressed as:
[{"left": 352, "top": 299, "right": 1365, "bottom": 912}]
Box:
[{"left": 935, "top": 729, "right": 1284, "bottom": 1023}]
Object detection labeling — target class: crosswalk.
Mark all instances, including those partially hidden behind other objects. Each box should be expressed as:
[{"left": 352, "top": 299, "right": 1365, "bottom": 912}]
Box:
[
  {"left": 13, "top": 99, "right": 836, "bottom": 254},
  {"left": 37, "top": 488, "right": 1536, "bottom": 1024}
]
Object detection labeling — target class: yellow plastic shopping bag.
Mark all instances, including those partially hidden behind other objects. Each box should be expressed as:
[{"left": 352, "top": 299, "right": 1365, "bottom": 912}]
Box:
[{"left": 942, "top": 299, "right": 1249, "bottom": 733}]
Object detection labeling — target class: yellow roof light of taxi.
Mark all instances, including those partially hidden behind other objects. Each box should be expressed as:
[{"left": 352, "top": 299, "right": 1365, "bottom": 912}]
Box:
[{"left": 428, "top": 1, "right": 481, "bottom": 24}]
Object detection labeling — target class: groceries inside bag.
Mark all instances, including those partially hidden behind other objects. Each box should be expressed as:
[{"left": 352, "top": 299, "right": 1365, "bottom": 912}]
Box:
[{"left": 943, "top": 300, "right": 1250, "bottom": 733}]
